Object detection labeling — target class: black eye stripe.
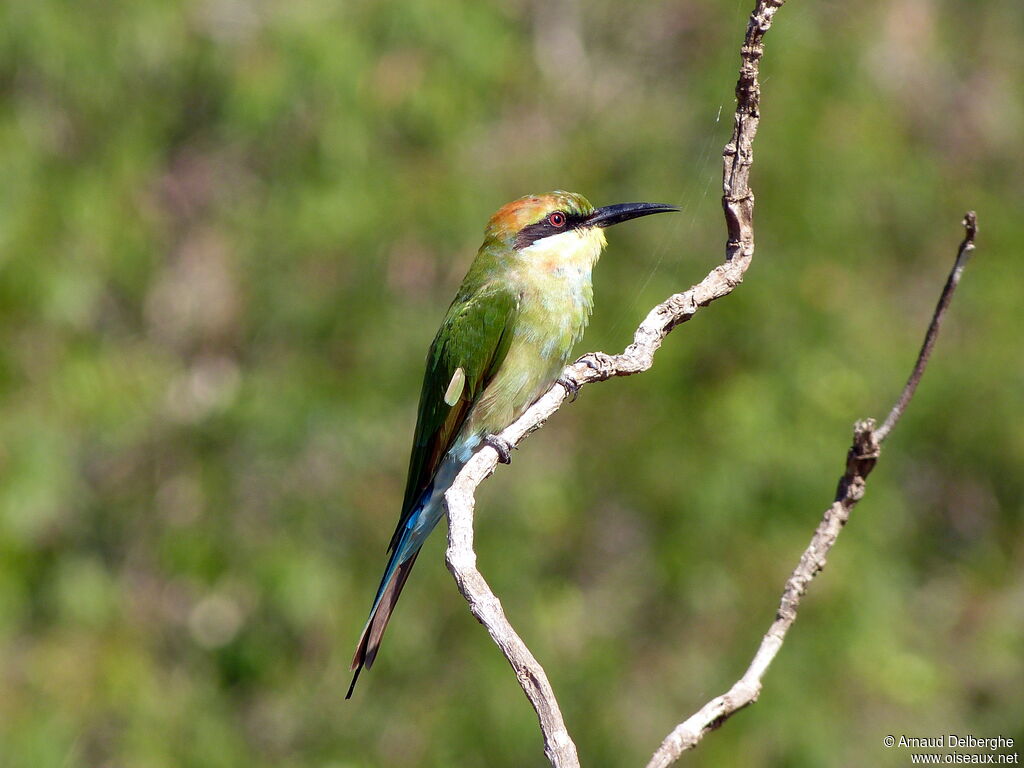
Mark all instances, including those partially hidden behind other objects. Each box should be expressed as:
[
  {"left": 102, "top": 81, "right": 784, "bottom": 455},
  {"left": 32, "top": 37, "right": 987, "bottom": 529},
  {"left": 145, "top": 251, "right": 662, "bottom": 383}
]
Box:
[{"left": 513, "top": 212, "right": 585, "bottom": 249}]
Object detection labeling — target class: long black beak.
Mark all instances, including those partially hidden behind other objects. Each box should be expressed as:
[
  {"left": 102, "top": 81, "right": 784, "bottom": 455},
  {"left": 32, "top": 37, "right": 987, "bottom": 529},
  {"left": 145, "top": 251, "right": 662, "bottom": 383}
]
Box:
[{"left": 585, "top": 202, "right": 679, "bottom": 228}]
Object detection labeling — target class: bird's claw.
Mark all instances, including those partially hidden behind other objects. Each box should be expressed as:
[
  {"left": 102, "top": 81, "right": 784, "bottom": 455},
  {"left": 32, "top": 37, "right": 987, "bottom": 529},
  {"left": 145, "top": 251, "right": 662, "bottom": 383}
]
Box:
[
  {"left": 575, "top": 351, "right": 616, "bottom": 379},
  {"left": 557, "top": 376, "right": 581, "bottom": 403},
  {"left": 485, "top": 435, "right": 513, "bottom": 464}
]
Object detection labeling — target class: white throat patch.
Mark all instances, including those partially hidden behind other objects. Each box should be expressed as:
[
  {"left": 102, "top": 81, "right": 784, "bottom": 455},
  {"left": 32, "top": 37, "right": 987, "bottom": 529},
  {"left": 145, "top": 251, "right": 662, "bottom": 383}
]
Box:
[{"left": 518, "top": 227, "right": 607, "bottom": 274}]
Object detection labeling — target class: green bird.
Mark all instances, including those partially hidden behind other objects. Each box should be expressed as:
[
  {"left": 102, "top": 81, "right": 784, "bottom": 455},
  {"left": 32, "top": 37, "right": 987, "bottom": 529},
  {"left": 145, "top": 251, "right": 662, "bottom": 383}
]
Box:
[{"left": 348, "top": 191, "right": 677, "bottom": 697}]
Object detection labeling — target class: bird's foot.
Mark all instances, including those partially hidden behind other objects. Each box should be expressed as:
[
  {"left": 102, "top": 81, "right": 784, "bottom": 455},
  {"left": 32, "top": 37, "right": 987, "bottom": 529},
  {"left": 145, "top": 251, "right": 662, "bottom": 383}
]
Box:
[
  {"left": 557, "top": 376, "right": 581, "bottom": 403},
  {"left": 575, "top": 351, "right": 617, "bottom": 380},
  {"left": 485, "top": 435, "right": 513, "bottom": 464}
]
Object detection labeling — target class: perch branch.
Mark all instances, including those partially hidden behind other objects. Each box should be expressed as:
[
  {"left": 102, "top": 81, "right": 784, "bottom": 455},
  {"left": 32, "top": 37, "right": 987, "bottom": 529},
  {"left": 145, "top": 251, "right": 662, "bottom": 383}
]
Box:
[
  {"left": 445, "top": 462, "right": 578, "bottom": 767},
  {"left": 444, "top": 1, "right": 785, "bottom": 765},
  {"left": 645, "top": 212, "right": 978, "bottom": 768}
]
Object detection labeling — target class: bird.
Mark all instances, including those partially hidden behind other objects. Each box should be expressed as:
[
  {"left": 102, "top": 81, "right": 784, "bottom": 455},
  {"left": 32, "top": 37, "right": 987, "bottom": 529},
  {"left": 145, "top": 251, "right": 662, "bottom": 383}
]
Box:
[{"left": 347, "top": 191, "right": 677, "bottom": 698}]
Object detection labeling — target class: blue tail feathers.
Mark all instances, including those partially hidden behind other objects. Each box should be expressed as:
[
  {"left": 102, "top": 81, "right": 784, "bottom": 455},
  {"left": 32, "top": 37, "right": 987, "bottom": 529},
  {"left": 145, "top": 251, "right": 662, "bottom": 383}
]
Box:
[
  {"left": 347, "top": 445, "right": 476, "bottom": 698},
  {"left": 347, "top": 499, "right": 431, "bottom": 699}
]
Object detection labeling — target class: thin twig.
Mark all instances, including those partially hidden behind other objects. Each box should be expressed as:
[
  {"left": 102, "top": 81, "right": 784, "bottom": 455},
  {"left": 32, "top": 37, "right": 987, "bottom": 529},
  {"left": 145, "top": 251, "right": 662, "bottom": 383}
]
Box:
[
  {"left": 646, "top": 212, "right": 978, "bottom": 767},
  {"left": 443, "top": 1, "right": 784, "bottom": 765},
  {"left": 875, "top": 211, "right": 978, "bottom": 442}
]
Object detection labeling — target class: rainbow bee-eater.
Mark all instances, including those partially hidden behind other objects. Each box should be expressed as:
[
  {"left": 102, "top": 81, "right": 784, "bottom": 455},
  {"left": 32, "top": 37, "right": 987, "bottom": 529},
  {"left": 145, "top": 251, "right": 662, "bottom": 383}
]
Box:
[{"left": 348, "top": 191, "right": 676, "bottom": 697}]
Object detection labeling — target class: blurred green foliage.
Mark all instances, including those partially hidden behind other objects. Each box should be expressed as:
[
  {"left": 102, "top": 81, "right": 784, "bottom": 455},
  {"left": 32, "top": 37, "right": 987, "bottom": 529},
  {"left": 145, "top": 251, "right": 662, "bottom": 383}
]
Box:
[{"left": 1, "top": 0, "right": 1022, "bottom": 766}]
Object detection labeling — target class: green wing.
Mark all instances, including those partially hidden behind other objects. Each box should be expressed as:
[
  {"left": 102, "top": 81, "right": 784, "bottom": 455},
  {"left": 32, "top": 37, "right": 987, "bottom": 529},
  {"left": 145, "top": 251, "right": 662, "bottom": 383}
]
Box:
[{"left": 387, "top": 282, "right": 519, "bottom": 552}]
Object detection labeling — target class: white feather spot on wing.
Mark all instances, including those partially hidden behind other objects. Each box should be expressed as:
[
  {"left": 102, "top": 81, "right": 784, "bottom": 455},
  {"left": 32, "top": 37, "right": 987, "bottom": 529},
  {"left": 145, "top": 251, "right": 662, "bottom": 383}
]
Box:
[{"left": 444, "top": 367, "right": 466, "bottom": 406}]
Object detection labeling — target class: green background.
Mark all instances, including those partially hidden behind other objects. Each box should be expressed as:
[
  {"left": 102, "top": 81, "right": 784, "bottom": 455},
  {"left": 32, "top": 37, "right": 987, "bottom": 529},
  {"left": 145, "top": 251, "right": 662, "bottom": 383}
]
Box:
[{"left": 1, "top": 0, "right": 1021, "bottom": 766}]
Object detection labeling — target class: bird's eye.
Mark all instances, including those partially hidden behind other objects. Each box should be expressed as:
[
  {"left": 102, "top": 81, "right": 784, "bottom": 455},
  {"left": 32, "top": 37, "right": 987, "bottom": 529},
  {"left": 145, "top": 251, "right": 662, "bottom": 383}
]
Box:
[{"left": 548, "top": 211, "right": 566, "bottom": 227}]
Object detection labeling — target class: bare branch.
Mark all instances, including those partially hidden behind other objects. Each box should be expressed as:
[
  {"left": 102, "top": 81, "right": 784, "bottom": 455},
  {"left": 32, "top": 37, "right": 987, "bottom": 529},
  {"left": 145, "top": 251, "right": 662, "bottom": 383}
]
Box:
[
  {"left": 445, "top": 457, "right": 579, "bottom": 768},
  {"left": 645, "top": 212, "right": 979, "bottom": 767},
  {"left": 443, "top": 1, "right": 784, "bottom": 764},
  {"left": 443, "top": 0, "right": 976, "bottom": 764},
  {"left": 645, "top": 421, "right": 879, "bottom": 768}
]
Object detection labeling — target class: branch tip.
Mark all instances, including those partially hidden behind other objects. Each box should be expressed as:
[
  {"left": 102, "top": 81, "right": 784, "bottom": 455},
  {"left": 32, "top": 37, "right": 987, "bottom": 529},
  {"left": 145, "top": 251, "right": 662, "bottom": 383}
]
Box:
[
  {"left": 875, "top": 210, "right": 978, "bottom": 443},
  {"left": 962, "top": 210, "right": 978, "bottom": 243}
]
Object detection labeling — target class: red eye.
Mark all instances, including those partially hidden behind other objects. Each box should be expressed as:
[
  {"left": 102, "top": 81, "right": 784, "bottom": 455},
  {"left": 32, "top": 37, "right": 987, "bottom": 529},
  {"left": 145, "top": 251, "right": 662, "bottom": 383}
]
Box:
[{"left": 548, "top": 211, "right": 566, "bottom": 227}]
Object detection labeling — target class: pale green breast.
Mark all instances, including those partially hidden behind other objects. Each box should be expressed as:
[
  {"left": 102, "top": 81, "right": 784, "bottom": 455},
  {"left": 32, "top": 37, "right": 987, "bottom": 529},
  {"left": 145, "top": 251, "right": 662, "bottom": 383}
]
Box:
[{"left": 464, "top": 227, "right": 604, "bottom": 437}]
